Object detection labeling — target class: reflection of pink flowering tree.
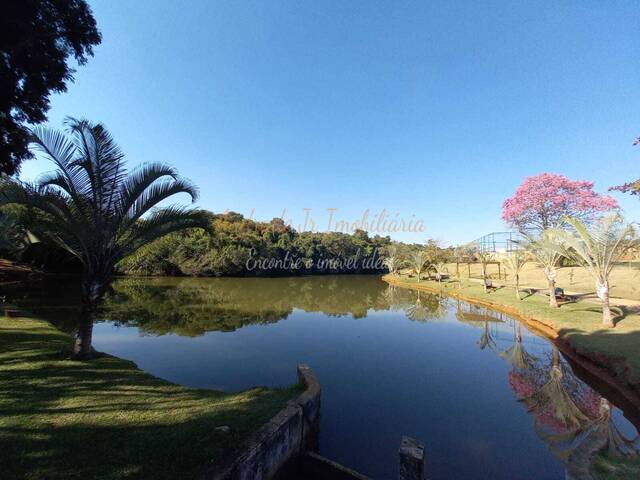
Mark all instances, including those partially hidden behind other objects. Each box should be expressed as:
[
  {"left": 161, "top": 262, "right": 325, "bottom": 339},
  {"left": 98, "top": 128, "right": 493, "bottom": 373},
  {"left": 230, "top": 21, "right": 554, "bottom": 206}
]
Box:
[
  {"left": 502, "top": 173, "right": 618, "bottom": 231},
  {"left": 506, "top": 343, "right": 640, "bottom": 476}
]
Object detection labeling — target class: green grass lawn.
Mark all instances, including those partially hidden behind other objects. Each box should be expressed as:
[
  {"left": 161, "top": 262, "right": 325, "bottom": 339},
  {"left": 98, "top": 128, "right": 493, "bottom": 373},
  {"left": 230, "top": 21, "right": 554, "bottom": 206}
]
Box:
[
  {"left": 385, "top": 274, "right": 640, "bottom": 385},
  {"left": 0, "top": 315, "right": 300, "bottom": 480}
]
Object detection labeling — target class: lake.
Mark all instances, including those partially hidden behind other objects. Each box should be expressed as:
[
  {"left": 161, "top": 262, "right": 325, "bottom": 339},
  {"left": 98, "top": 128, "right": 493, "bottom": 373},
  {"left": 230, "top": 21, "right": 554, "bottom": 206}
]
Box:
[{"left": 9, "top": 275, "right": 640, "bottom": 479}]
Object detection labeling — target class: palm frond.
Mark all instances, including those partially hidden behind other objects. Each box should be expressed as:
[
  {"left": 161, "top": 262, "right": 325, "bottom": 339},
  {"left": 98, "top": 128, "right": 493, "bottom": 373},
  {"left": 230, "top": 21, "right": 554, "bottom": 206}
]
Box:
[
  {"left": 121, "top": 176, "right": 199, "bottom": 229},
  {"left": 116, "top": 163, "right": 185, "bottom": 217},
  {"left": 120, "top": 207, "right": 211, "bottom": 257}
]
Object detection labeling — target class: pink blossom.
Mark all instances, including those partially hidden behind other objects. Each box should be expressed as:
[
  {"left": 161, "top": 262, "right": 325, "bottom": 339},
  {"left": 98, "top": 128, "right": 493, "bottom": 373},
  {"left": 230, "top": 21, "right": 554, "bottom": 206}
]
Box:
[{"left": 502, "top": 173, "right": 618, "bottom": 230}]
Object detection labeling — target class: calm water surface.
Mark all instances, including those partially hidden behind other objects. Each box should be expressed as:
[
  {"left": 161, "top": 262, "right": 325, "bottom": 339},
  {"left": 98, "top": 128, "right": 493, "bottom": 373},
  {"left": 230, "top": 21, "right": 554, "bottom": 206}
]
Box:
[{"left": 10, "top": 275, "right": 640, "bottom": 479}]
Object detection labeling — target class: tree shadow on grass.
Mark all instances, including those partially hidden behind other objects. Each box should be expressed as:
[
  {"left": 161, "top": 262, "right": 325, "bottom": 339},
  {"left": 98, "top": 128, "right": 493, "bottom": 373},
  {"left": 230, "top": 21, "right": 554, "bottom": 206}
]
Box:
[{"left": 0, "top": 320, "right": 299, "bottom": 480}]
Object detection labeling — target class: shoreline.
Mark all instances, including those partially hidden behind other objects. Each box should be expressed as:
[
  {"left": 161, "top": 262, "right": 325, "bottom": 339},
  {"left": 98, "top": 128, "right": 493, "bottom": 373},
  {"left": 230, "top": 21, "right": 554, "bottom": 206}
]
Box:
[
  {"left": 0, "top": 315, "right": 299, "bottom": 479},
  {"left": 382, "top": 273, "right": 640, "bottom": 426}
]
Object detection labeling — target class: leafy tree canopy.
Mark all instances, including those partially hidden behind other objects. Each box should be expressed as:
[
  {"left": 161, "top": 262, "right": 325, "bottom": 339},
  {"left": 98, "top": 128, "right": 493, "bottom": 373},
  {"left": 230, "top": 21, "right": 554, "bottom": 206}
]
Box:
[{"left": 1, "top": 0, "right": 101, "bottom": 175}]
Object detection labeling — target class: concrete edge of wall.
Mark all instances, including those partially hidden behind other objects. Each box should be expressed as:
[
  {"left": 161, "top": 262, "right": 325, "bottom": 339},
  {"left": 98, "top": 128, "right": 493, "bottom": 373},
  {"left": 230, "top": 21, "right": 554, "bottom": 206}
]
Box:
[
  {"left": 203, "top": 364, "right": 321, "bottom": 480},
  {"left": 300, "top": 451, "right": 372, "bottom": 480}
]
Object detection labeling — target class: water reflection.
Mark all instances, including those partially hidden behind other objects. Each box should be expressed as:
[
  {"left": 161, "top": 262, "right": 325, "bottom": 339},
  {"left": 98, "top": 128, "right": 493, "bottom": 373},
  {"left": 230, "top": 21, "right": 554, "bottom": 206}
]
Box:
[
  {"left": 99, "top": 277, "right": 449, "bottom": 335},
  {"left": 5, "top": 275, "right": 640, "bottom": 479},
  {"left": 504, "top": 330, "right": 640, "bottom": 478}
]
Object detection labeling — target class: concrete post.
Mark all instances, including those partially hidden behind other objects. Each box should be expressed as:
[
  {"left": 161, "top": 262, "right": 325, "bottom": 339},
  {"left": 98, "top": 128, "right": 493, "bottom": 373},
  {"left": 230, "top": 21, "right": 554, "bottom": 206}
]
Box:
[{"left": 399, "top": 436, "right": 425, "bottom": 480}]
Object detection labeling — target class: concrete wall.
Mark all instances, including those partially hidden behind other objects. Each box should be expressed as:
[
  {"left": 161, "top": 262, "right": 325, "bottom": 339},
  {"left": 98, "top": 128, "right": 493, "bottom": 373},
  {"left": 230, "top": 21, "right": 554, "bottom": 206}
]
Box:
[{"left": 204, "top": 364, "right": 321, "bottom": 480}]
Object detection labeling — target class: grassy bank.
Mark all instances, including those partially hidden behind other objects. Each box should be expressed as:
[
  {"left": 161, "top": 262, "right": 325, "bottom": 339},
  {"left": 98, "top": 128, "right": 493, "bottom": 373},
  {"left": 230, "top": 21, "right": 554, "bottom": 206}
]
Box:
[
  {"left": 447, "top": 261, "right": 640, "bottom": 301},
  {"left": 384, "top": 274, "right": 640, "bottom": 386},
  {"left": 0, "top": 315, "right": 299, "bottom": 480}
]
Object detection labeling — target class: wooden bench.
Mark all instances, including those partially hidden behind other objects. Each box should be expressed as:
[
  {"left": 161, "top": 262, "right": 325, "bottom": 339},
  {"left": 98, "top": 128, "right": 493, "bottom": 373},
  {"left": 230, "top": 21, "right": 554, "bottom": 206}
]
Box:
[
  {"left": 544, "top": 288, "right": 575, "bottom": 304},
  {"left": 484, "top": 279, "right": 498, "bottom": 293}
]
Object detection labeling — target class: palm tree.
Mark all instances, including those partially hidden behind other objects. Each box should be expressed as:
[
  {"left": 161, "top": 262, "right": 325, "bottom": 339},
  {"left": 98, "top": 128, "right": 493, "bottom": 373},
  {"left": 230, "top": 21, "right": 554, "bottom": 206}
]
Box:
[
  {"left": 521, "top": 231, "right": 563, "bottom": 308},
  {"left": 383, "top": 254, "right": 403, "bottom": 276},
  {"left": 429, "top": 261, "right": 449, "bottom": 283},
  {"left": 502, "top": 250, "right": 527, "bottom": 300},
  {"left": 409, "top": 250, "right": 429, "bottom": 283},
  {"left": 0, "top": 118, "right": 210, "bottom": 358},
  {"left": 471, "top": 247, "right": 493, "bottom": 292},
  {"left": 550, "top": 215, "right": 637, "bottom": 327}
]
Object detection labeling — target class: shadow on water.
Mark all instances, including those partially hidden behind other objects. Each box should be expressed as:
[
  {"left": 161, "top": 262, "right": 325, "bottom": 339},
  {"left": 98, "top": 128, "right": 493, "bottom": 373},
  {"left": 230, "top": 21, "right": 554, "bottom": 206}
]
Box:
[{"left": 4, "top": 275, "right": 640, "bottom": 479}]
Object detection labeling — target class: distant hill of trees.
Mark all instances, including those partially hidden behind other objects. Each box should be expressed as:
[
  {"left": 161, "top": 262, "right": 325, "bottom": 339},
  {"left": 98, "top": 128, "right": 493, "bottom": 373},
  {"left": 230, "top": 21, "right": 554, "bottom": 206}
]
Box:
[
  {"left": 1, "top": 206, "right": 452, "bottom": 278},
  {"left": 116, "top": 211, "right": 393, "bottom": 276}
]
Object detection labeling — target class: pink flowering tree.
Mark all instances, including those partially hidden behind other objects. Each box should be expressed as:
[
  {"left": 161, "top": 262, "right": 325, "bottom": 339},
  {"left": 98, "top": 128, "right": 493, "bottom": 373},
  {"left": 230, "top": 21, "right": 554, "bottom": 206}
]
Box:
[{"left": 502, "top": 173, "right": 618, "bottom": 231}]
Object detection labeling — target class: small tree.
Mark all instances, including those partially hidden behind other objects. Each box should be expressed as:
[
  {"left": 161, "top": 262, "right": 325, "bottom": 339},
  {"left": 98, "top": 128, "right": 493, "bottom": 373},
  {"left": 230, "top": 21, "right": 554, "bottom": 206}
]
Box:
[
  {"left": 521, "top": 231, "right": 564, "bottom": 308},
  {"left": 472, "top": 248, "right": 493, "bottom": 293},
  {"left": 0, "top": 118, "right": 210, "bottom": 358},
  {"left": 383, "top": 254, "right": 403, "bottom": 276},
  {"left": 453, "top": 246, "right": 464, "bottom": 277},
  {"left": 409, "top": 250, "right": 429, "bottom": 283},
  {"left": 550, "top": 215, "right": 637, "bottom": 327},
  {"left": 429, "top": 261, "right": 449, "bottom": 283},
  {"left": 502, "top": 173, "right": 618, "bottom": 232},
  {"left": 502, "top": 250, "right": 527, "bottom": 300}
]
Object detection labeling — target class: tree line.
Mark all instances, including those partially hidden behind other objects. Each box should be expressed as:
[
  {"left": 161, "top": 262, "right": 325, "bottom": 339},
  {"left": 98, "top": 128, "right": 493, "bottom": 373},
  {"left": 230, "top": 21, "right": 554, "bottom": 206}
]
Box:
[{"left": 116, "top": 212, "right": 394, "bottom": 276}]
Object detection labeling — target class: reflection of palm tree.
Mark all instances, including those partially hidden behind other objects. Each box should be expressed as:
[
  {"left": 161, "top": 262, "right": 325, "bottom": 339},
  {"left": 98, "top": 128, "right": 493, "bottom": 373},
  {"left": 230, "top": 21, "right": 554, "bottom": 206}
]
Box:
[
  {"left": 477, "top": 320, "right": 496, "bottom": 351},
  {"left": 500, "top": 323, "right": 538, "bottom": 370},
  {"left": 382, "top": 284, "right": 401, "bottom": 310},
  {"left": 506, "top": 338, "right": 640, "bottom": 477},
  {"left": 538, "top": 398, "right": 640, "bottom": 479},
  {"left": 525, "top": 346, "right": 590, "bottom": 429},
  {"left": 406, "top": 292, "right": 429, "bottom": 322},
  {"left": 402, "top": 291, "right": 448, "bottom": 323},
  {"left": 595, "top": 399, "right": 640, "bottom": 459}
]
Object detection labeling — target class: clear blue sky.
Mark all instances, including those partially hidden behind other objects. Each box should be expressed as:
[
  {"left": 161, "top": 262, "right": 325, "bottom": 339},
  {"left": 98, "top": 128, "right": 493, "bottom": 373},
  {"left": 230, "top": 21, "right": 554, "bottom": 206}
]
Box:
[{"left": 20, "top": 0, "right": 640, "bottom": 244}]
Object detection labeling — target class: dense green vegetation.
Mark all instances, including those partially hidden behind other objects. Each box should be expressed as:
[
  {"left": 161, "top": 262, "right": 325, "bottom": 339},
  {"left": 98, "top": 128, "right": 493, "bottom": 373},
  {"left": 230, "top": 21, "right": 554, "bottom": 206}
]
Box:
[
  {"left": 116, "top": 211, "right": 393, "bottom": 276},
  {"left": 0, "top": 315, "right": 299, "bottom": 479},
  {"left": 0, "top": 119, "right": 210, "bottom": 358}
]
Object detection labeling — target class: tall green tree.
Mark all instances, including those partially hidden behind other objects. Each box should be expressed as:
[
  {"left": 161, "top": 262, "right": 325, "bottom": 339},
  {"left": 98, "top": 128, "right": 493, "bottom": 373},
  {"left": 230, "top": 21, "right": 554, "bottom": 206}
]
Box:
[
  {"left": 0, "top": 118, "right": 209, "bottom": 358},
  {"left": 1, "top": 1, "right": 101, "bottom": 175},
  {"left": 550, "top": 215, "right": 637, "bottom": 327}
]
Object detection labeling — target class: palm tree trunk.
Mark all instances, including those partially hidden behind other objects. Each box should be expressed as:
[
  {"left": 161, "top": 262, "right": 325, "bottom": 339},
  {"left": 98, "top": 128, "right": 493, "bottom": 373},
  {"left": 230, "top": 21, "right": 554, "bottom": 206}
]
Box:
[
  {"left": 548, "top": 277, "right": 558, "bottom": 308},
  {"left": 72, "top": 278, "right": 106, "bottom": 360},
  {"left": 598, "top": 282, "right": 614, "bottom": 328},
  {"left": 73, "top": 305, "right": 95, "bottom": 359},
  {"left": 482, "top": 263, "right": 488, "bottom": 293}
]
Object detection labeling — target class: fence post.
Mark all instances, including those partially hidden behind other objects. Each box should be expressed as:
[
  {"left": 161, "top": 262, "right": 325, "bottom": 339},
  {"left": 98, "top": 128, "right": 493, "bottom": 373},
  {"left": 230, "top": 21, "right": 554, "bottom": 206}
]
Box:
[{"left": 399, "top": 436, "right": 425, "bottom": 480}]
